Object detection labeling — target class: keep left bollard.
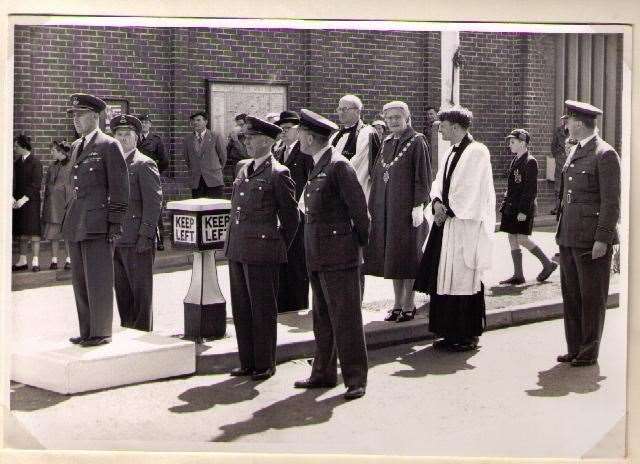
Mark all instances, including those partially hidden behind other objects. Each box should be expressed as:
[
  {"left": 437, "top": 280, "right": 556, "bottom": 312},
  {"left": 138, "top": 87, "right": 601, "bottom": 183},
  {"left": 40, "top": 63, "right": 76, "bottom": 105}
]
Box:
[{"left": 166, "top": 198, "right": 231, "bottom": 342}]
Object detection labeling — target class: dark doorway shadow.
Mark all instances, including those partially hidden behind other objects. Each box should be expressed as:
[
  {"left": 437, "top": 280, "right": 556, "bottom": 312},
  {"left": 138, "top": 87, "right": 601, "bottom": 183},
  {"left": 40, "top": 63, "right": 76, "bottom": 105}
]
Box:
[
  {"left": 10, "top": 382, "right": 71, "bottom": 412},
  {"left": 170, "top": 376, "right": 260, "bottom": 413},
  {"left": 211, "top": 388, "right": 343, "bottom": 442},
  {"left": 525, "top": 363, "right": 606, "bottom": 397},
  {"left": 388, "top": 344, "right": 478, "bottom": 378}
]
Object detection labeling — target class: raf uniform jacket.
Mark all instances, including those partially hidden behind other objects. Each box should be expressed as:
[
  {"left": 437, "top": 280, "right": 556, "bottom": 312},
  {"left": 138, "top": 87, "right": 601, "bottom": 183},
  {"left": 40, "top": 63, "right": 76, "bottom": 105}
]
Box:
[
  {"left": 556, "top": 135, "right": 620, "bottom": 248},
  {"left": 137, "top": 132, "right": 169, "bottom": 174},
  {"left": 224, "top": 156, "right": 300, "bottom": 264},
  {"left": 303, "top": 147, "right": 370, "bottom": 272},
  {"left": 274, "top": 141, "right": 314, "bottom": 201},
  {"left": 62, "top": 130, "right": 129, "bottom": 242},
  {"left": 116, "top": 149, "right": 163, "bottom": 247},
  {"left": 183, "top": 129, "right": 227, "bottom": 189}
]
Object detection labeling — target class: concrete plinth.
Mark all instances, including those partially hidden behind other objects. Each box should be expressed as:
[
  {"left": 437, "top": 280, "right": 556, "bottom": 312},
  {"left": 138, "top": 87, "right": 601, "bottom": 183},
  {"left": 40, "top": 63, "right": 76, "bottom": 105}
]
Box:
[{"left": 11, "top": 329, "right": 195, "bottom": 394}]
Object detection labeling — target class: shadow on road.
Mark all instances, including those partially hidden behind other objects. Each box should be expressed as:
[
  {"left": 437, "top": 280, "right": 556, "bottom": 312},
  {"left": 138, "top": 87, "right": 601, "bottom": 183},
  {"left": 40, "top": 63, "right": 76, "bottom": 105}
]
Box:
[
  {"left": 277, "top": 310, "right": 314, "bottom": 334},
  {"left": 211, "top": 388, "right": 343, "bottom": 442},
  {"left": 525, "top": 363, "right": 606, "bottom": 397},
  {"left": 10, "top": 382, "right": 70, "bottom": 412},
  {"left": 386, "top": 345, "right": 478, "bottom": 378},
  {"left": 170, "top": 376, "right": 260, "bottom": 413},
  {"left": 488, "top": 282, "right": 545, "bottom": 296}
]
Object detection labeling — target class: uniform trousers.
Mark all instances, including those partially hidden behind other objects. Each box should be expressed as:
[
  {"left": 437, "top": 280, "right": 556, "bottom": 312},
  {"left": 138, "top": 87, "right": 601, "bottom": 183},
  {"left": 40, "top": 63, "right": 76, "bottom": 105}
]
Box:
[
  {"left": 559, "top": 245, "right": 613, "bottom": 361},
  {"left": 229, "top": 260, "right": 279, "bottom": 371},
  {"left": 68, "top": 238, "right": 115, "bottom": 338},
  {"left": 114, "top": 246, "right": 155, "bottom": 331},
  {"left": 309, "top": 267, "right": 368, "bottom": 388}
]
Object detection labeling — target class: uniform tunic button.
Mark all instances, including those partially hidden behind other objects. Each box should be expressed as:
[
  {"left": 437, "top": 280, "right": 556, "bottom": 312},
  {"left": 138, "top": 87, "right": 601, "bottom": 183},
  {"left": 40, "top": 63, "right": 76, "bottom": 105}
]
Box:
[
  {"left": 306, "top": 193, "right": 310, "bottom": 197},
  {"left": 332, "top": 230, "right": 337, "bottom": 234},
  {"left": 240, "top": 192, "right": 244, "bottom": 196},
  {"left": 74, "top": 187, "right": 78, "bottom": 190},
  {"left": 261, "top": 234, "right": 266, "bottom": 238},
  {"left": 74, "top": 176, "right": 78, "bottom": 179},
  {"left": 570, "top": 164, "right": 575, "bottom": 167},
  {"left": 568, "top": 177, "right": 573, "bottom": 181},
  {"left": 237, "top": 206, "right": 241, "bottom": 210},
  {"left": 568, "top": 189, "right": 572, "bottom": 193},
  {"left": 244, "top": 179, "right": 249, "bottom": 183}
]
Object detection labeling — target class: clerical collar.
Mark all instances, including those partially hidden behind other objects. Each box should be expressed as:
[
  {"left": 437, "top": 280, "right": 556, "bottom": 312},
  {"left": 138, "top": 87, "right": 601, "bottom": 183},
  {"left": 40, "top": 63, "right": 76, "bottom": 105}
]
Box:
[
  {"left": 577, "top": 133, "right": 597, "bottom": 148},
  {"left": 452, "top": 133, "right": 469, "bottom": 148},
  {"left": 253, "top": 152, "right": 271, "bottom": 169},
  {"left": 312, "top": 145, "right": 331, "bottom": 165},
  {"left": 342, "top": 120, "right": 360, "bottom": 131}
]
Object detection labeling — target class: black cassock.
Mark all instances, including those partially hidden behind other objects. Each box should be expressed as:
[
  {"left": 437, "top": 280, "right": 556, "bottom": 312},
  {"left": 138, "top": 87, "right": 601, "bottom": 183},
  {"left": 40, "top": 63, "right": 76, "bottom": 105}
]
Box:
[{"left": 274, "top": 141, "right": 314, "bottom": 312}]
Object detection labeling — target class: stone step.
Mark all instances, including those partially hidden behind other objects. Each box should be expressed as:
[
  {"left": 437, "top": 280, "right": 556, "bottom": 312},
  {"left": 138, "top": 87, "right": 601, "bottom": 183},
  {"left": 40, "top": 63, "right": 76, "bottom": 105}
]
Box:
[{"left": 11, "top": 329, "right": 196, "bottom": 394}]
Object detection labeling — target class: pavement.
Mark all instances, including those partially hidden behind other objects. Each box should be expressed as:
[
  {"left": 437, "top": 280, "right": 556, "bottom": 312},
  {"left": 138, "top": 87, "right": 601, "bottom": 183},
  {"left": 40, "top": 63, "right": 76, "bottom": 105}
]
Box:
[{"left": 8, "top": 224, "right": 621, "bottom": 376}]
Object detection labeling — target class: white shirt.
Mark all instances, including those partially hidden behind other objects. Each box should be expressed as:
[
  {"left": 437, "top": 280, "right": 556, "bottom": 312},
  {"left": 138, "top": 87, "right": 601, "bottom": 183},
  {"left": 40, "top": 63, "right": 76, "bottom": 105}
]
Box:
[{"left": 566, "top": 132, "right": 597, "bottom": 167}]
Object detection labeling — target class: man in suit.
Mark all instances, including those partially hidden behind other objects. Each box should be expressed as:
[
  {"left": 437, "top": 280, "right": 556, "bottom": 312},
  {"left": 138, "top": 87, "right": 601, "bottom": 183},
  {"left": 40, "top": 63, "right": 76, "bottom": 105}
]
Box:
[
  {"left": 137, "top": 113, "right": 169, "bottom": 251},
  {"left": 294, "top": 109, "right": 370, "bottom": 400},
  {"left": 184, "top": 111, "right": 227, "bottom": 199},
  {"left": 556, "top": 100, "right": 620, "bottom": 367},
  {"left": 224, "top": 116, "right": 300, "bottom": 381},
  {"left": 112, "top": 115, "right": 163, "bottom": 332},
  {"left": 62, "top": 93, "right": 129, "bottom": 347},
  {"left": 273, "top": 110, "right": 314, "bottom": 312}
]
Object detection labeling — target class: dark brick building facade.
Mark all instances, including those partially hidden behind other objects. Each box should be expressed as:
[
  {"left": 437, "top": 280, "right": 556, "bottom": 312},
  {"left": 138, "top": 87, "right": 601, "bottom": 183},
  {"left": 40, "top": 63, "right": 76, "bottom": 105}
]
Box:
[{"left": 13, "top": 26, "right": 622, "bottom": 217}]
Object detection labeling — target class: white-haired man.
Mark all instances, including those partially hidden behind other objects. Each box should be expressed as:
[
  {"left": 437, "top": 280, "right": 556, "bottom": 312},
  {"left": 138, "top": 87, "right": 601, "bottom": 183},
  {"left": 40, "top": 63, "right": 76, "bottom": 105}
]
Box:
[{"left": 330, "top": 94, "right": 381, "bottom": 202}]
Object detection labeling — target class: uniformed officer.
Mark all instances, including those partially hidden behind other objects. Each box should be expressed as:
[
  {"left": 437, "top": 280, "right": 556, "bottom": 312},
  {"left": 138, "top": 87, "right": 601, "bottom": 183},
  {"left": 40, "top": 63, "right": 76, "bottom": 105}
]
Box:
[
  {"left": 63, "top": 93, "right": 129, "bottom": 347},
  {"left": 224, "top": 116, "right": 300, "bottom": 381},
  {"left": 112, "top": 115, "right": 163, "bottom": 332},
  {"left": 556, "top": 100, "right": 620, "bottom": 367},
  {"left": 293, "top": 109, "right": 370, "bottom": 400},
  {"left": 136, "top": 113, "right": 169, "bottom": 251}
]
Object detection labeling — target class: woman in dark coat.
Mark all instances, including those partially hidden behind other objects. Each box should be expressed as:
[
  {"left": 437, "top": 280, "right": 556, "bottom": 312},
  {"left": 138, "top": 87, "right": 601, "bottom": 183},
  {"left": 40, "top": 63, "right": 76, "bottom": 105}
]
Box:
[
  {"left": 12, "top": 134, "right": 43, "bottom": 272},
  {"left": 364, "top": 101, "right": 432, "bottom": 322},
  {"left": 42, "top": 140, "right": 72, "bottom": 270},
  {"left": 499, "top": 129, "right": 557, "bottom": 284}
]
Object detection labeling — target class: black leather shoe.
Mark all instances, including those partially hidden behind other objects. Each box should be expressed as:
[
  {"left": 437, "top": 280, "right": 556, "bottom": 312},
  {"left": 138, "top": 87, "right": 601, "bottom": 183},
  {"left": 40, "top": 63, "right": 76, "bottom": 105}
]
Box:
[
  {"left": 251, "top": 367, "right": 275, "bottom": 380},
  {"left": 450, "top": 337, "right": 479, "bottom": 352},
  {"left": 344, "top": 386, "right": 366, "bottom": 400},
  {"left": 12, "top": 264, "right": 28, "bottom": 272},
  {"left": 32, "top": 265, "right": 40, "bottom": 272},
  {"left": 571, "top": 358, "right": 597, "bottom": 367},
  {"left": 64, "top": 262, "right": 71, "bottom": 270},
  {"left": 69, "top": 336, "right": 86, "bottom": 344},
  {"left": 80, "top": 336, "right": 112, "bottom": 347},
  {"left": 156, "top": 242, "right": 165, "bottom": 251},
  {"left": 49, "top": 262, "right": 58, "bottom": 270},
  {"left": 433, "top": 338, "right": 453, "bottom": 350},
  {"left": 396, "top": 307, "right": 417, "bottom": 323},
  {"left": 557, "top": 353, "right": 575, "bottom": 363},
  {"left": 537, "top": 262, "right": 558, "bottom": 282},
  {"left": 384, "top": 308, "right": 402, "bottom": 322},
  {"left": 294, "top": 378, "right": 337, "bottom": 389},
  {"left": 499, "top": 275, "right": 525, "bottom": 285},
  {"left": 230, "top": 367, "right": 253, "bottom": 377}
]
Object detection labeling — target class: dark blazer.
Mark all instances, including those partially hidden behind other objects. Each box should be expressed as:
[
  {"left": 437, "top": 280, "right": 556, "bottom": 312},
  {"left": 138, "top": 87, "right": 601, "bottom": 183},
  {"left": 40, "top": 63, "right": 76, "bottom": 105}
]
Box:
[
  {"left": 62, "top": 130, "right": 129, "bottom": 242},
  {"left": 224, "top": 156, "right": 300, "bottom": 265},
  {"left": 499, "top": 152, "right": 538, "bottom": 217},
  {"left": 116, "top": 149, "right": 163, "bottom": 247},
  {"left": 183, "top": 129, "right": 227, "bottom": 188},
  {"left": 137, "top": 132, "right": 168, "bottom": 173},
  {"left": 556, "top": 135, "right": 621, "bottom": 248},
  {"left": 274, "top": 140, "right": 314, "bottom": 201},
  {"left": 13, "top": 154, "right": 43, "bottom": 236},
  {"left": 303, "top": 147, "right": 370, "bottom": 272}
]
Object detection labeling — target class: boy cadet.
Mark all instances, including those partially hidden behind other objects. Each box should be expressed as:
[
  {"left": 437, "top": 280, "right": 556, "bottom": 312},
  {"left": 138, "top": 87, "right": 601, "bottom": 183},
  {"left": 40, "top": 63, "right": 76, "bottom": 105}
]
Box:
[
  {"left": 112, "top": 115, "right": 163, "bottom": 332},
  {"left": 556, "top": 100, "right": 620, "bottom": 367},
  {"left": 63, "top": 93, "right": 129, "bottom": 347},
  {"left": 294, "top": 109, "right": 370, "bottom": 400},
  {"left": 224, "top": 116, "right": 300, "bottom": 380}
]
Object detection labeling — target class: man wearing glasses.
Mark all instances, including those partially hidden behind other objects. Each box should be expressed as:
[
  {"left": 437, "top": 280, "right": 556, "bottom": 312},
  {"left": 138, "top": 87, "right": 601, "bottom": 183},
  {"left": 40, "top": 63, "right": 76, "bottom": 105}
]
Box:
[{"left": 330, "top": 95, "right": 381, "bottom": 202}]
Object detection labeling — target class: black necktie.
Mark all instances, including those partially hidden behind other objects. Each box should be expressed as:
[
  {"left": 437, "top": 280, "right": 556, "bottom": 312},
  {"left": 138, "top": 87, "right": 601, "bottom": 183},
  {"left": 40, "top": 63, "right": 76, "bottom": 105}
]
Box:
[
  {"left": 77, "top": 137, "right": 86, "bottom": 156},
  {"left": 247, "top": 161, "right": 255, "bottom": 176}
]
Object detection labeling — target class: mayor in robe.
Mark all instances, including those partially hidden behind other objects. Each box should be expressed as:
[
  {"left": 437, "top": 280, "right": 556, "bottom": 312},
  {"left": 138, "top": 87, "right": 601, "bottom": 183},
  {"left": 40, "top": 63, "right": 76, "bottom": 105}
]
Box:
[{"left": 414, "top": 106, "right": 496, "bottom": 352}]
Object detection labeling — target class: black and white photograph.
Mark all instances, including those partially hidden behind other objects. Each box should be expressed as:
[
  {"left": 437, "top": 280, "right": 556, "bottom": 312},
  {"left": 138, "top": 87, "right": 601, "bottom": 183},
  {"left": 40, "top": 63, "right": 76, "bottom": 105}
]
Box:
[{"left": 2, "top": 3, "right": 638, "bottom": 463}]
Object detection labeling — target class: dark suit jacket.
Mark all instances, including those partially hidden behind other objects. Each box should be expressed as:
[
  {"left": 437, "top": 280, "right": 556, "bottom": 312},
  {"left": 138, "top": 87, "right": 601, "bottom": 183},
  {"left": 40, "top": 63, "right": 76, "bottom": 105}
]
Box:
[
  {"left": 303, "top": 147, "right": 370, "bottom": 272},
  {"left": 116, "top": 150, "right": 163, "bottom": 247},
  {"left": 224, "top": 156, "right": 300, "bottom": 265},
  {"left": 556, "top": 135, "right": 620, "bottom": 248},
  {"left": 499, "top": 152, "right": 538, "bottom": 217},
  {"left": 183, "top": 129, "right": 227, "bottom": 188},
  {"left": 137, "top": 132, "right": 168, "bottom": 173},
  {"left": 62, "top": 130, "right": 129, "bottom": 242},
  {"left": 274, "top": 141, "right": 314, "bottom": 201}
]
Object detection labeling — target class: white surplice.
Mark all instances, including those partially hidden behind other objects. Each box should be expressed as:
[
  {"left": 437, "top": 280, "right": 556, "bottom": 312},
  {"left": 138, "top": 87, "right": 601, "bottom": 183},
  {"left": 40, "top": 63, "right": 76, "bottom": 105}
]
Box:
[
  {"left": 330, "top": 120, "right": 378, "bottom": 202},
  {"left": 425, "top": 138, "right": 496, "bottom": 295}
]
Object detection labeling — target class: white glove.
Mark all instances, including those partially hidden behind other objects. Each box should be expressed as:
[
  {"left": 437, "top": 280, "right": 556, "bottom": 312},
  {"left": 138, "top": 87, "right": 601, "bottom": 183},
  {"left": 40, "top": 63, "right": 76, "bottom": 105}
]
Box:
[
  {"left": 412, "top": 205, "right": 425, "bottom": 227},
  {"left": 15, "top": 196, "right": 29, "bottom": 208}
]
